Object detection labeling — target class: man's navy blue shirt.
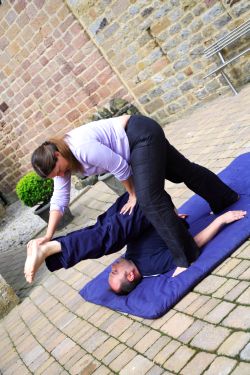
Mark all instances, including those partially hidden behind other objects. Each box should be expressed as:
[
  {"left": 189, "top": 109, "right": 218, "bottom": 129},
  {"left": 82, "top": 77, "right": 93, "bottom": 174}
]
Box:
[{"left": 125, "top": 226, "right": 176, "bottom": 276}]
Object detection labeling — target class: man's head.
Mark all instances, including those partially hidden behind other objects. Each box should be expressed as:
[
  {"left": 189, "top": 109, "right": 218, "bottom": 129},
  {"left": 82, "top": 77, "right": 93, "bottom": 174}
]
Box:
[{"left": 108, "top": 258, "right": 142, "bottom": 294}]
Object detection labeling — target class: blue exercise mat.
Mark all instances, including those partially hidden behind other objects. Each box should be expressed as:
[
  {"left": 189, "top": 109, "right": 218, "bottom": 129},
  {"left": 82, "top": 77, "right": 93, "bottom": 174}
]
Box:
[{"left": 80, "top": 153, "right": 250, "bottom": 319}]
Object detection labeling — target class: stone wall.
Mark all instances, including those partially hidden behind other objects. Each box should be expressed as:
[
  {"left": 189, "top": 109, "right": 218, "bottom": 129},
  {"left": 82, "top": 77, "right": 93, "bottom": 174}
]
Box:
[
  {"left": 0, "top": 275, "right": 19, "bottom": 319},
  {"left": 0, "top": 0, "right": 249, "bottom": 196},
  {"left": 0, "top": 0, "right": 133, "bottom": 198},
  {"left": 68, "top": 0, "right": 250, "bottom": 123}
]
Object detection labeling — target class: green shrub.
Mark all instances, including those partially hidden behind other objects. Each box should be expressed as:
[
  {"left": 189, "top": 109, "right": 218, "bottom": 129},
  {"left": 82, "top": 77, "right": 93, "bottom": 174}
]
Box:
[{"left": 16, "top": 172, "right": 54, "bottom": 207}]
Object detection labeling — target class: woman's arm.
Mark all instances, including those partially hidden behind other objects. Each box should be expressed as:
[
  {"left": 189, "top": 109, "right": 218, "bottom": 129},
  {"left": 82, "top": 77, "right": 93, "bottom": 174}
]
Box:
[
  {"left": 45, "top": 210, "right": 63, "bottom": 240},
  {"left": 79, "top": 142, "right": 132, "bottom": 182},
  {"left": 35, "top": 174, "right": 71, "bottom": 245},
  {"left": 194, "top": 210, "right": 246, "bottom": 248},
  {"left": 120, "top": 176, "right": 137, "bottom": 215},
  {"left": 34, "top": 210, "right": 63, "bottom": 245},
  {"left": 121, "top": 176, "right": 136, "bottom": 196}
]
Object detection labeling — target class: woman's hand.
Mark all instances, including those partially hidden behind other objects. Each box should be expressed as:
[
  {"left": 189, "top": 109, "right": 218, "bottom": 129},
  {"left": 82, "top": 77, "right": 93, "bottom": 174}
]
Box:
[
  {"left": 120, "top": 194, "right": 137, "bottom": 215},
  {"left": 27, "top": 236, "right": 51, "bottom": 248}
]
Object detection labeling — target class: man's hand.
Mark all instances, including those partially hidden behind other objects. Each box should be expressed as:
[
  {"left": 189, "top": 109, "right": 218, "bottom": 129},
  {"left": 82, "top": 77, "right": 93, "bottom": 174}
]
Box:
[
  {"left": 178, "top": 213, "right": 189, "bottom": 219},
  {"left": 172, "top": 267, "right": 187, "bottom": 277},
  {"left": 194, "top": 209, "right": 247, "bottom": 248},
  {"left": 120, "top": 194, "right": 137, "bottom": 215},
  {"left": 218, "top": 210, "right": 247, "bottom": 225}
]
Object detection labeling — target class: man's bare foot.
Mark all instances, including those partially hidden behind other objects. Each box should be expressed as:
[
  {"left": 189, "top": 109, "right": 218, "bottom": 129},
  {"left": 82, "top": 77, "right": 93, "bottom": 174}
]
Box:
[
  {"left": 24, "top": 240, "right": 47, "bottom": 283},
  {"left": 172, "top": 266, "right": 187, "bottom": 277}
]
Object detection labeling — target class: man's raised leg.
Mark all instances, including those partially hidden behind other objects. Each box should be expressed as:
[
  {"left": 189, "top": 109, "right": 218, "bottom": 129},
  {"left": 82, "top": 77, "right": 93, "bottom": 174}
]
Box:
[{"left": 25, "top": 193, "right": 150, "bottom": 282}]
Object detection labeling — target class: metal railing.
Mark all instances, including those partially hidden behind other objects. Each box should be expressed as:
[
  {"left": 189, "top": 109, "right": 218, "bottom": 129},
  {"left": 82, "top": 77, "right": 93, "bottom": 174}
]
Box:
[
  {"left": 203, "top": 19, "right": 250, "bottom": 95},
  {"left": 204, "top": 19, "right": 250, "bottom": 58}
]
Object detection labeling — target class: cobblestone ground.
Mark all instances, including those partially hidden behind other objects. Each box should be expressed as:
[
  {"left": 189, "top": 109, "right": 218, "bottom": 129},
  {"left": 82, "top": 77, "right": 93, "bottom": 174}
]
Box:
[{"left": 1, "top": 85, "right": 250, "bottom": 374}]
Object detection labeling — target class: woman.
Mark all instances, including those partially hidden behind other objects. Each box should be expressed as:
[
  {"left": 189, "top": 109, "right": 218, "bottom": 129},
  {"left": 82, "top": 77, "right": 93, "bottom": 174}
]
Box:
[{"left": 31, "top": 114, "right": 239, "bottom": 275}]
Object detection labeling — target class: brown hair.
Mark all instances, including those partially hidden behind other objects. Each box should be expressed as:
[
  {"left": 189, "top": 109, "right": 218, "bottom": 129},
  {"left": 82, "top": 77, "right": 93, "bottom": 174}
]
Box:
[{"left": 31, "top": 138, "right": 81, "bottom": 178}]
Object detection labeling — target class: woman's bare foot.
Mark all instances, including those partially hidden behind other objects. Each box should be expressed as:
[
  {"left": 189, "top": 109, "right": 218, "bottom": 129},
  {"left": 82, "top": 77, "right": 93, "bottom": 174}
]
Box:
[
  {"left": 172, "top": 266, "right": 187, "bottom": 277},
  {"left": 24, "top": 240, "right": 47, "bottom": 283}
]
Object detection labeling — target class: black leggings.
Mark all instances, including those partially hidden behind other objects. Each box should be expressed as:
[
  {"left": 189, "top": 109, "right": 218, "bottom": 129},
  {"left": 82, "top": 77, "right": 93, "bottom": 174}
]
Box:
[{"left": 126, "top": 115, "right": 238, "bottom": 267}]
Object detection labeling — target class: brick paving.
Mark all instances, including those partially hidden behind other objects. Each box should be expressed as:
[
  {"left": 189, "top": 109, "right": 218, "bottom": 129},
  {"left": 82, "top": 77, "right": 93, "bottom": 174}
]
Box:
[{"left": 1, "top": 85, "right": 250, "bottom": 374}]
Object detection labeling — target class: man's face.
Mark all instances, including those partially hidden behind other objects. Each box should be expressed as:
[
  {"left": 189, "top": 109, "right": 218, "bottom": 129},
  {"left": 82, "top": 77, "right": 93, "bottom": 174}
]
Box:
[{"left": 108, "top": 258, "right": 131, "bottom": 293}]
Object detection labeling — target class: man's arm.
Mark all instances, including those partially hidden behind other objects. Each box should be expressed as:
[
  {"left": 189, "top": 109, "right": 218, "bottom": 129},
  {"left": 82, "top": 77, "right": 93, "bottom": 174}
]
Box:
[{"left": 194, "top": 210, "right": 246, "bottom": 248}]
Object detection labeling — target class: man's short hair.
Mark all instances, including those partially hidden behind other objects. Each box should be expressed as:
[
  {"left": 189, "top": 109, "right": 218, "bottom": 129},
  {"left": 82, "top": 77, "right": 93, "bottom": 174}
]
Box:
[{"left": 118, "top": 275, "right": 142, "bottom": 295}]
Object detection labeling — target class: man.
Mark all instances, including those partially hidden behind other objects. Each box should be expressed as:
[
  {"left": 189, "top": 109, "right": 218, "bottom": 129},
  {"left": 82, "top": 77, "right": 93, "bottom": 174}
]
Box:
[{"left": 25, "top": 193, "right": 246, "bottom": 294}]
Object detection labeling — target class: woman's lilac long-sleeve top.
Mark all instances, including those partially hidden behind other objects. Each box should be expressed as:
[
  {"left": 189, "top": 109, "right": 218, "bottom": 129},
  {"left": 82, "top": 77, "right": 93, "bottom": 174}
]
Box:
[{"left": 50, "top": 117, "right": 131, "bottom": 214}]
